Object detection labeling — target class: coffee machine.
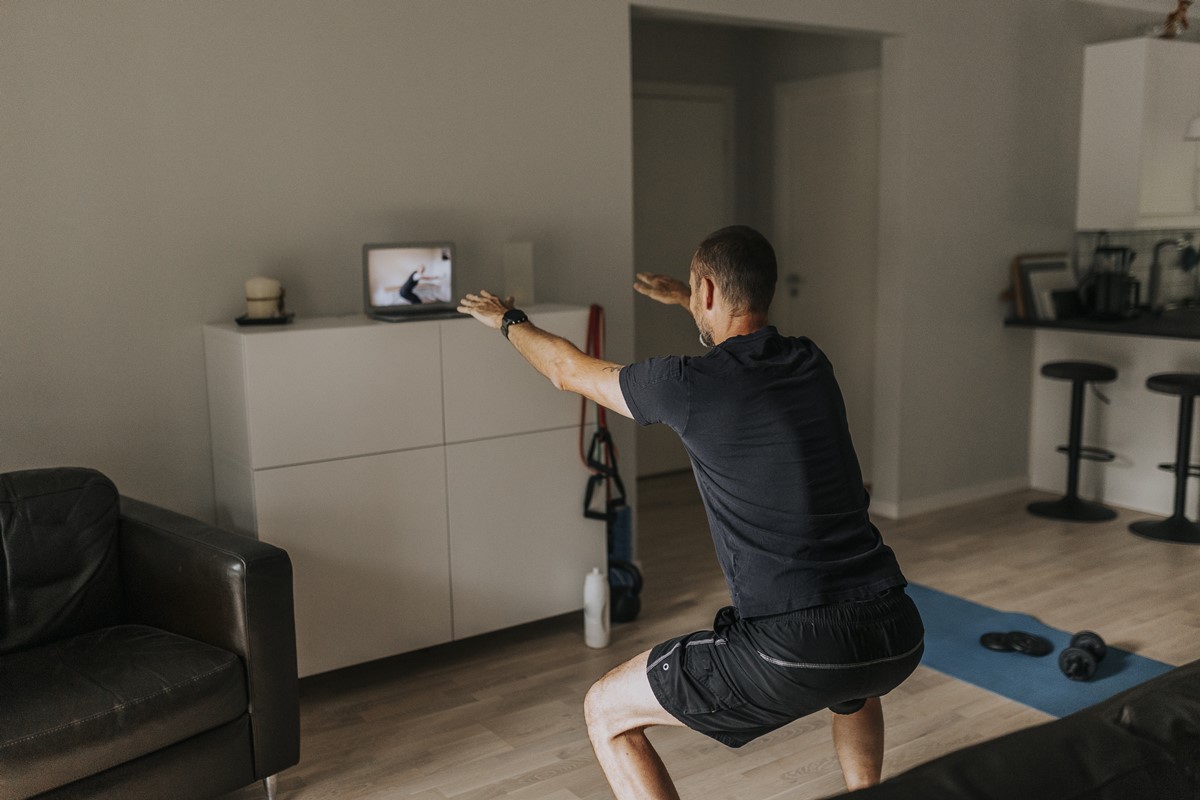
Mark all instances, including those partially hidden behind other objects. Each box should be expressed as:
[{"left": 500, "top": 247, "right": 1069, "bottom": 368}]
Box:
[{"left": 1080, "top": 245, "right": 1139, "bottom": 320}]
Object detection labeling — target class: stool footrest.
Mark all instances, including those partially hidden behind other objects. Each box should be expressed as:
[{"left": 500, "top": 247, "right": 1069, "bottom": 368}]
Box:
[
  {"left": 1156, "top": 462, "right": 1200, "bottom": 477},
  {"left": 1055, "top": 445, "right": 1116, "bottom": 463}
]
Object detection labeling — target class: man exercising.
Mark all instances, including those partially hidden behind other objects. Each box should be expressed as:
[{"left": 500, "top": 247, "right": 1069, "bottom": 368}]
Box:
[{"left": 458, "top": 225, "right": 923, "bottom": 798}]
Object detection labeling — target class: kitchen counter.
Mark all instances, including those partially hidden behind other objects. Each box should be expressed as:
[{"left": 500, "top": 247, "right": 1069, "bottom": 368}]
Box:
[
  {"left": 1005, "top": 305, "right": 1200, "bottom": 340},
  {"left": 1016, "top": 323, "right": 1200, "bottom": 519}
]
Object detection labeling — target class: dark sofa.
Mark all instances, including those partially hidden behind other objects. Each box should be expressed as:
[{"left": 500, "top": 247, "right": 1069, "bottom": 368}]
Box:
[
  {"left": 0, "top": 468, "right": 300, "bottom": 800},
  {"left": 843, "top": 657, "right": 1200, "bottom": 799}
]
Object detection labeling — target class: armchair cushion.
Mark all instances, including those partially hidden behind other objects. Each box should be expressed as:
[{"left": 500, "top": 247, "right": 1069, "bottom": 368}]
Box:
[
  {"left": 0, "top": 624, "right": 247, "bottom": 799},
  {"left": 0, "top": 469, "right": 121, "bottom": 655}
]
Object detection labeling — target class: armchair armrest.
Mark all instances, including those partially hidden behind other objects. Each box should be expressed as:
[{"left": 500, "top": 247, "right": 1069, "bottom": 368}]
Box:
[{"left": 117, "top": 496, "right": 300, "bottom": 778}]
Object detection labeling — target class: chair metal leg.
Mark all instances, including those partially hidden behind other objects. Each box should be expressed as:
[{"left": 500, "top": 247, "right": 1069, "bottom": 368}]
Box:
[
  {"left": 1065, "top": 378, "right": 1086, "bottom": 500},
  {"left": 1130, "top": 393, "right": 1200, "bottom": 544},
  {"left": 1028, "top": 377, "right": 1117, "bottom": 522},
  {"left": 264, "top": 775, "right": 278, "bottom": 800}
]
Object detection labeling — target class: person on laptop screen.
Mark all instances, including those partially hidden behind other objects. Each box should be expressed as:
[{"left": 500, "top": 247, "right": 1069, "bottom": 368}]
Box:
[
  {"left": 370, "top": 248, "right": 450, "bottom": 306},
  {"left": 364, "top": 243, "right": 456, "bottom": 321}
]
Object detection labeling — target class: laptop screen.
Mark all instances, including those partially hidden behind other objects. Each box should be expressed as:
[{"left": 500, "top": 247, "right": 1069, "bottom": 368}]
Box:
[{"left": 363, "top": 242, "right": 455, "bottom": 316}]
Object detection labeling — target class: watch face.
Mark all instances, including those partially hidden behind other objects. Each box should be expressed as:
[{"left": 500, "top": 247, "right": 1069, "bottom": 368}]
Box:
[{"left": 502, "top": 308, "right": 528, "bottom": 338}]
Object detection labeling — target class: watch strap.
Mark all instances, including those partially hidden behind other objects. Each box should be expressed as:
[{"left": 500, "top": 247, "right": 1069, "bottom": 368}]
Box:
[{"left": 501, "top": 308, "right": 528, "bottom": 339}]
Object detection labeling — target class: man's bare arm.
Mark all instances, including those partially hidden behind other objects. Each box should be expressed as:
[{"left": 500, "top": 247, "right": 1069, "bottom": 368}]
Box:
[
  {"left": 507, "top": 324, "right": 631, "bottom": 418},
  {"left": 457, "top": 291, "right": 632, "bottom": 419}
]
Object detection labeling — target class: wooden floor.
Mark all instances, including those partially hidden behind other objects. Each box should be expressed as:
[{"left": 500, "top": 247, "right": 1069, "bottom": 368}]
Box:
[{"left": 225, "top": 474, "right": 1200, "bottom": 800}]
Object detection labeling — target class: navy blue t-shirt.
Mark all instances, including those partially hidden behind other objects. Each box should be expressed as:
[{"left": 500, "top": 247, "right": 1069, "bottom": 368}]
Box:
[{"left": 619, "top": 326, "right": 905, "bottom": 617}]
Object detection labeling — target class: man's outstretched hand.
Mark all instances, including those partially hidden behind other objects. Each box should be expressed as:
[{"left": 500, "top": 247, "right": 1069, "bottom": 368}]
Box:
[
  {"left": 634, "top": 273, "right": 690, "bottom": 306},
  {"left": 458, "top": 290, "right": 515, "bottom": 328}
]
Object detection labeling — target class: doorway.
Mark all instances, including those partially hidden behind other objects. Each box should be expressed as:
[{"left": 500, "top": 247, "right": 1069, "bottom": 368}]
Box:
[
  {"left": 630, "top": 16, "right": 883, "bottom": 481},
  {"left": 632, "top": 82, "right": 734, "bottom": 477}
]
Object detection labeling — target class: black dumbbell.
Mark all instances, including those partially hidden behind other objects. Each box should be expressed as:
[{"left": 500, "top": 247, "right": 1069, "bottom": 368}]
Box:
[{"left": 1058, "top": 630, "right": 1107, "bottom": 681}]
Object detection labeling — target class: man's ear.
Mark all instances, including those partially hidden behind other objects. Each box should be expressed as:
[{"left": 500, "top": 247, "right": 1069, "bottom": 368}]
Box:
[{"left": 700, "top": 276, "right": 716, "bottom": 310}]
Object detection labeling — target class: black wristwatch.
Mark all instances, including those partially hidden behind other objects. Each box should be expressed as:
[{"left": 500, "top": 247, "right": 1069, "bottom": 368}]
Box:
[{"left": 501, "top": 308, "right": 529, "bottom": 339}]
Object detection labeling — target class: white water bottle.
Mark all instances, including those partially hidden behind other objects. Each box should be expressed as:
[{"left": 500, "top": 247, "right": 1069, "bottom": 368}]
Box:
[{"left": 584, "top": 567, "right": 610, "bottom": 648}]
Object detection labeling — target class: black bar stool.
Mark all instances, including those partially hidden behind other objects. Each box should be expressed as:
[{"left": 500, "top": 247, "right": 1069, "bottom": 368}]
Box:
[
  {"left": 1028, "top": 360, "right": 1118, "bottom": 522},
  {"left": 1129, "top": 372, "right": 1200, "bottom": 544}
]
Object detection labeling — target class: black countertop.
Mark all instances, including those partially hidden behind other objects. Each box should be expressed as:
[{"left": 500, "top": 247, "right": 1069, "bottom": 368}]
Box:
[{"left": 1005, "top": 306, "right": 1200, "bottom": 340}]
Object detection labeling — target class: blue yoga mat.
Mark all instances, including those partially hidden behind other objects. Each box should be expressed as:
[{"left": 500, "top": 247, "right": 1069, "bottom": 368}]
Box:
[{"left": 906, "top": 583, "right": 1174, "bottom": 718}]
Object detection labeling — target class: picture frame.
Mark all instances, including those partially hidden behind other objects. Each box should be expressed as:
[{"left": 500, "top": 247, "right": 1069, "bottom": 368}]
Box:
[{"left": 1012, "top": 253, "right": 1074, "bottom": 321}]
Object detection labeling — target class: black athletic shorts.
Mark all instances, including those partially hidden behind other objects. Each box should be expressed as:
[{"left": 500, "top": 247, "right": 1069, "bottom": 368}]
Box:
[{"left": 645, "top": 587, "right": 924, "bottom": 748}]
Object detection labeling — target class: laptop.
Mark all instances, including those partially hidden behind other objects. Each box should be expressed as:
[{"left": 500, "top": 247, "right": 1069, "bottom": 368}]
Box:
[{"left": 363, "top": 241, "right": 461, "bottom": 322}]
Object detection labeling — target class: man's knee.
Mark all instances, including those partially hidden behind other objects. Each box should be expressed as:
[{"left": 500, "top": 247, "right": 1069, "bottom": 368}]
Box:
[
  {"left": 584, "top": 653, "right": 657, "bottom": 741},
  {"left": 584, "top": 676, "right": 617, "bottom": 739}
]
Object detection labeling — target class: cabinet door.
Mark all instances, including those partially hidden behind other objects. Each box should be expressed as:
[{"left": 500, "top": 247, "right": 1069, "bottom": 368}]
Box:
[
  {"left": 440, "top": 308, "right": 587, "bottom": 443},
  {"left": 446, "top": 427, "right": 606, "bottom": 639},
  {"left": 1139, "top": 41, "right": 1200, "bottom": 224},
  {"left": 242, "top": 322, "right": 444, "bottom": 468},
  {"left": 1076, "top": 39, "right": 1200, "bottom": 230},
  {"left": 254, "top": 448, "right": 452, "bottom": 676}
]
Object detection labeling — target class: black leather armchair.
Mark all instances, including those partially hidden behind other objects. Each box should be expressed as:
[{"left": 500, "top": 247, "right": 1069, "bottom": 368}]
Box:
[{"left": 0, "top": 468, "right": 300, "bottom": 800}]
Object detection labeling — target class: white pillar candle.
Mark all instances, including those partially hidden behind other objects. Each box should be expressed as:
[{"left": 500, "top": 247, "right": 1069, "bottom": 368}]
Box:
[{"left": 245, "top": 277, "right": 282, "bottom": 318}]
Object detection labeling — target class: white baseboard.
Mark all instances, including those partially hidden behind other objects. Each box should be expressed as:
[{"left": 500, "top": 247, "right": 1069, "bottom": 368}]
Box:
[
  {"left": 872, "top": 476, "right": 1030, "bottom": 520},
  {"left": 1030, "top": 478, "right": 1173, "bottom": 518}
]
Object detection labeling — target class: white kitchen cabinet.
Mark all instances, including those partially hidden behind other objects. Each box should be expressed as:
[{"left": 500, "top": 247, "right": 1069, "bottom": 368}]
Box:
[
  {"left": 254, "top": 448, "right": 453, "bottom": 677},
  {"left": 240, "top": 321, "right": 443, "bottom": 468},
  {"left": 447, "top": 428, "right": 605, "bottom": 639},
  {"left": 1028, "top": 328, "right": 1200, "bottom": 518},
  {"left": 1076, "top": 38, "right": 1200, "bottom": 230},
  {"left": 440, "top": 311, "right": 583, "bottom": 443},
  {"left": 204, "top": 306, "right": 604, "bottom": 676}
]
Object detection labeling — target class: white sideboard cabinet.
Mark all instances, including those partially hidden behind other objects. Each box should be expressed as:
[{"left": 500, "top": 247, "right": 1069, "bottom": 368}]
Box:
[
  {"left": 1077, "top": 38, "right": 1200, "bottom": 230},
  {"left": 204, "top": 306, "right": 605, "bottom": 676}
]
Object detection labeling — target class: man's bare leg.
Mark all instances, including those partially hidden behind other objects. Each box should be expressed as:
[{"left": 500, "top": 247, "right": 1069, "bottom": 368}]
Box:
[
  {"left": 831, "top": 697, "right": 884, "bottom": 790},
  {"left": 584, "top": 650, "right": 687, "bottom": 800}
]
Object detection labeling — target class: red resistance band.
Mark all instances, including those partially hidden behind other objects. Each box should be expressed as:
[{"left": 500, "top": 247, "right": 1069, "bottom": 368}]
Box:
[{"left": 580, "top": 304, "right": 625, "bottom": 519}]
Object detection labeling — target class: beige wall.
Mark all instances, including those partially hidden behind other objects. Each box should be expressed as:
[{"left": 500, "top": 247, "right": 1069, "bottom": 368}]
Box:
[
  {"left": 1, "top": 0, "right": 635, "bottom": 519},
  {"left": 0, "top": 0, "right": 1159, "bottom": 521}
]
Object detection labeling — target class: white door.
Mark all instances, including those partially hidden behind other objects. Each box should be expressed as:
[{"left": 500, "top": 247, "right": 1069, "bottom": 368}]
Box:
[
  {"left": 774, "top": 70, "right": 881, "bottom": 481},
  {"left": 632, "top": 83, "right": 735, "bottom": 477}
]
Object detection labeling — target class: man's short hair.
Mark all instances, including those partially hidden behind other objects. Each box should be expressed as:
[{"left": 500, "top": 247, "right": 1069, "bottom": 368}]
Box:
[{"left": 691, "top": 225, "right": 777, "bottom": 315}]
